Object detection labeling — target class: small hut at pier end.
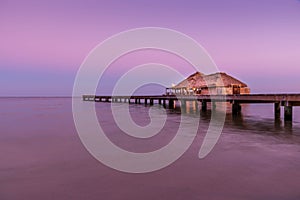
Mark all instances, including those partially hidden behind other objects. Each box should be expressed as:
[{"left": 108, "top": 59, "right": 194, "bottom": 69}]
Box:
[{"left": 166, "top": 72, "right": 250, "bottom": 95}]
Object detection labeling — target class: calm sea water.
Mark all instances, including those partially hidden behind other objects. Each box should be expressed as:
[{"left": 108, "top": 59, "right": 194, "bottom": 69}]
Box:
[{"left": 1, "top": 97, "right": 300, "bottom": 200}]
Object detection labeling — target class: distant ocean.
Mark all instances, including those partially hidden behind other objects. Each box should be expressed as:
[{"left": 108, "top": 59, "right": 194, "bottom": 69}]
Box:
[{"left": 1, "top": 97, "right": 300, "bottom": 200}]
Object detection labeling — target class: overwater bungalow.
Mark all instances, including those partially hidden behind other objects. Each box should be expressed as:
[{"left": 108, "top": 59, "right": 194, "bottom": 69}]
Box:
[{"left": 166, "top": 71, "right": 250, "bottom": 95}]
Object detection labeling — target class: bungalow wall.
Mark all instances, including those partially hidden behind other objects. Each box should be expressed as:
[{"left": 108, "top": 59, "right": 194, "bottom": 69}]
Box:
[
  {"left": 240, "top": 87, "right": 250, "bottom": 94},
  {"left": 200, "top": 86, "right": 250, "bottom": 95}
]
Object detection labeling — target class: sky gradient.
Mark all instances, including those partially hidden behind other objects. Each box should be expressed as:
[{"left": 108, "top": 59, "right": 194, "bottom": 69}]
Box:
[{"left": 1, "top": 0, "right": 300, "bottom": 96}]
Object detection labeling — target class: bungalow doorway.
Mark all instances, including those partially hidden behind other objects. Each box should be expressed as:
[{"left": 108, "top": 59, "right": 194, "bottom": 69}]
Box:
[{"left": 232, "top": 85, "right": 240, "bottom": 94}]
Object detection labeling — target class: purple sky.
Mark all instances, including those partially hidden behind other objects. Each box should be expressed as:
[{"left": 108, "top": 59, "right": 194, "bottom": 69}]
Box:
[{"left": 1, "top": 0, "right": 300, "bottom": 96}]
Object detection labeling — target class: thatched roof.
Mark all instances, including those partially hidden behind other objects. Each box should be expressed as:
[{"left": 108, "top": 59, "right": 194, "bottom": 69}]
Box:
[
  {"left": 175, "top": 72, "right": 204, "bottom": 88},
  {"left": 174, "top": 72, "right": 248, "bottom": 88}
]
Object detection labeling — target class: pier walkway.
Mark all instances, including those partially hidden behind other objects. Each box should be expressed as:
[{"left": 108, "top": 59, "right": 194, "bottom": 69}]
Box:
[{"left": 82, "top": 94, "right": 300, "bottom": 121}]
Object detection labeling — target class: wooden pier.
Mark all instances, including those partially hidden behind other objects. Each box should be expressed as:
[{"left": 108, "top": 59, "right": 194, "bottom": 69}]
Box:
[{"left": 82, "top": 94, "right": 300, "bottom": 121}]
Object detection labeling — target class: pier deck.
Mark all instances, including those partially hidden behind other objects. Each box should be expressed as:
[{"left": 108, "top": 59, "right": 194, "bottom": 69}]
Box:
[{"left": 82, "top": 94, "right": 300, "bottom": 121}]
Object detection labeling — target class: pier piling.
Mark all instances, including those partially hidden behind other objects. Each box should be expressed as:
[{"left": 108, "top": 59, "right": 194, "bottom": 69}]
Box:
[
  {"left": 232, "top": 102, "right": 241, "bottom": 115},
  {"left": 212, "top": 101, "right": 216, "bottom": 110},
  {"left": 202, "top": 101, "right": 207, "bottom": 111},
  {"left": 284, "top": 102, "right": 293, "bottom": 121},
  {"left": 274, "top": 102, "right": 281, "bottom": 119},
  {"left": 181, "top": 100, "right": 186, "bottom": 107},
  {"left": 150, "top": 99, "right": 154, "bottom": 106},
  {"left": 169, "top": 99, "right": 174, "bottom": 109}
]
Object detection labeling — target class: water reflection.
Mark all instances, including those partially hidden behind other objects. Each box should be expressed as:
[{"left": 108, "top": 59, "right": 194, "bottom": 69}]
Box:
[{"left": 165, "top": 102, "right": 299, "bottom": 137}]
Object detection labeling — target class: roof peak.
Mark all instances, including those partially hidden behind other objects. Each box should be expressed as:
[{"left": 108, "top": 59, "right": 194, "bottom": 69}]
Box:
[{"left": 187, "top": 71, "right": 204, "bottom": 78}]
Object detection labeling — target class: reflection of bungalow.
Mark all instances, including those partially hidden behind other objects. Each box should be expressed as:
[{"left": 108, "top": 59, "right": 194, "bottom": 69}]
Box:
[{"left": 166, "top": 72, "right": 250, "bottom": 95}]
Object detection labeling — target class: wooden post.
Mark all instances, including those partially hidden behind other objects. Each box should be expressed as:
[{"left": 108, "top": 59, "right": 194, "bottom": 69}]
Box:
[
  {"left": 135, "top": 99, "right": 138, "bottom": 104},
  {"left": 169, "top": 99, "right": 174, "bottom": 109},
  {"left": 144, "top": 98, "right": 147, "bottom": 105},
  {"left": 212, "top": 101, "right": 216, "bottom": 110},
  {"left": 202, "top": 101, "right": 207, "bottom": 111},
  {"left": 180, "top": 99, "right": 190, "bottom": 113},
  {"left": 163, "top": 99, "right": 166, "bottom": 108},
  {"left": 150, "top": 99, "right": 154, "bottom": 105},
  {"left": 180, "top": 100, "right": 186, "bottom": 113},
  {"left": 181, "top": 100, "right": 186, "bottom": 107},
  {"left": 194, "top": 100, "right": 199, "bottom": 113},
  {"left": 158, "top": 99, "right": 162, "bottom": 104},
  {"left": 284, "top": 102, "right": 293, "bottom": 121},
  {"left": 274, "top": 102, "right": 281, "bottom": 119},
  {"left": 232, "top": 101, "right": 241, "bottom": 115}
]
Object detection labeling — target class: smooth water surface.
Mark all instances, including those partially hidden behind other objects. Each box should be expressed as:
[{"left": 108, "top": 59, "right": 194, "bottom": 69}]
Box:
[{"left": 1, "top": 98, "right": 300, "bottom": 200}]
